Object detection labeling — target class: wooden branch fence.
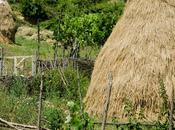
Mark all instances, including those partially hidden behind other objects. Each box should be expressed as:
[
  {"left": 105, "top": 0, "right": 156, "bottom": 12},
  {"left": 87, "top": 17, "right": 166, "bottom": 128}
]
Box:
[{"left": 0, "top": 47, "right": 94, "bottom": 78}]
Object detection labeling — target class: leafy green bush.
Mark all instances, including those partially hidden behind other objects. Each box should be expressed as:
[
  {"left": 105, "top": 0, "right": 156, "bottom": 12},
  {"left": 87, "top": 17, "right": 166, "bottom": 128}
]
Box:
[
  {"left": 64, "top": 101, "right": 94, "bottom": 130},
  {"left": 44, "top": 107, "right": 64, "bottom": 130},
  {"left": 53, "top": 0, "right": 125, "bottom": 47}
]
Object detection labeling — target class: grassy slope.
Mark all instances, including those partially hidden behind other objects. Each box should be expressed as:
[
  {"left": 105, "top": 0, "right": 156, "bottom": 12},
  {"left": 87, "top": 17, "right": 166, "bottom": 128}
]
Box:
[{"left": 0, "top": 36, "right": 99, "bottom": 59}]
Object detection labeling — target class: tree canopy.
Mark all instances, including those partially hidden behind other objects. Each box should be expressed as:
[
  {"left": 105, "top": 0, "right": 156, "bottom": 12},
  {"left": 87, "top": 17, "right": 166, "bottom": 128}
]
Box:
[{"left": 11, "top": 0, "right": 125, "bottom": 47}]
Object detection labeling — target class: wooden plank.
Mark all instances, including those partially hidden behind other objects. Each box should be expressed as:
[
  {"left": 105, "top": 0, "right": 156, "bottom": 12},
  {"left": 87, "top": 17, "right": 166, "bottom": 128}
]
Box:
[
  {"left": 0, "top": 117, "right": 49, "bottom": 130},
  {"left": 0, "top": 118, "right": 20, "bottom": 130},
  {"left": 32, "top": 54, "right": 37, "bottom": 76},
  {"left": 16, "top": 58, "right": 26, "bottom": 66},
  {"left": 5, "top": 56, "right": 32, "bottom": 59}
]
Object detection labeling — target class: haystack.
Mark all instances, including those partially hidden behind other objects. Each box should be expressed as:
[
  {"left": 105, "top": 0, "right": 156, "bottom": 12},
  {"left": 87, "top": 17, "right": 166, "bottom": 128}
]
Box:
[
  {"left": 85, "top": 0, "right": 175, "bottom": 121},
  {"left": 0, "top": 0, "right": 16, "bottom": 43}
]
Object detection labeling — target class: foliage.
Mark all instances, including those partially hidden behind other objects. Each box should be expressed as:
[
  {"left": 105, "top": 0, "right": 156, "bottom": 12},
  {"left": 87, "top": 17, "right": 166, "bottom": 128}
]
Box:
[
  {"left": 158, "top": 76, "right": 169, "bottom": 119},
  {"left": 44, "top": 107, "right": 64, "bottom": 130},
  {"left": 5, "top": 76, "right": 28, "bottom": 97},
  {"left": 0, "top": 89, "right": 38, "bottom": 124},
  {"left": 21, "top": 0, "right": 48, "bottom": 23},
  {"left": 53, "top": 0, "right": 125, "bottom": 47},
  {"left": 0, "top": 73, "right": 172, "bottom": 130},
  {"left": 64, "top": 101, "right": 94, "bottom": 130},
  {"left": 123, "top": 98, "right": 136, "bottom": 123},
  {"left": 30, "top": 67, "right": 90, "bottom": 100}
]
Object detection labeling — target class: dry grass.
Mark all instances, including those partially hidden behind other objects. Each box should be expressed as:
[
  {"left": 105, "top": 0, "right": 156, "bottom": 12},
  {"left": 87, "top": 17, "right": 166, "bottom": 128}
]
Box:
[
  {"left": 85, "top": 0, "right": 175, "bottom": 122},
  {"left": 0, "top": 0, "right": 16, "bottom": 43}
]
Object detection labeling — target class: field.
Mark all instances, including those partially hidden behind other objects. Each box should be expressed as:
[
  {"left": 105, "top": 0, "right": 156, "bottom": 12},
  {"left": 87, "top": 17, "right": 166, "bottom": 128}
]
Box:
[{"left": 1, "top": 0, "right": 175, "bottom": 130}]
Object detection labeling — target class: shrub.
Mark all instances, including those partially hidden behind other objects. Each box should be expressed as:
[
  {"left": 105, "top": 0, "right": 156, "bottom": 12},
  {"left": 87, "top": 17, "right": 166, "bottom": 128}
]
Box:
[{"left": 44, "top": 107, "right": 64, "bottom": 130}]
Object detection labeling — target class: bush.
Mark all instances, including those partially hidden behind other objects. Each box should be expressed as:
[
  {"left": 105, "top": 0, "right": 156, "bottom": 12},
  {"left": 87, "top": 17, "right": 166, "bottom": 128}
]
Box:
[{"left": 44, "top": 107, "right": 64, "bottom": 130}]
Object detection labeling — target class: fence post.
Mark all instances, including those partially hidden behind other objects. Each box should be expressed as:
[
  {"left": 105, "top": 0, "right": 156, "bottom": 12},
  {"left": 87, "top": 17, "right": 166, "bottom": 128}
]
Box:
[
  {"left": 101, "top": 72, "right": 113, "bottom": 130},
  {"left": 13, "top": 56, "right": 17, "bottom": 75},
  {"left": 37, "top": 19, "right": 40, "bottom": 62},
  {"left": 37, "top": 72, "right": 44, "bottom": 130},
  {"left": 169, "top": 80, "right": 174, "bottom": 130},
  {"left": 53, "top": 42, "right": 58, "bottom": 68},
  {"left": 32, "top": 54, "right": 37, "bottom": 76},
  {"left": 76, "top": 60, "right": 84, "bottom": 116},
  {"left": 0, "top": 47, "right": 4, "bottom": 76}
]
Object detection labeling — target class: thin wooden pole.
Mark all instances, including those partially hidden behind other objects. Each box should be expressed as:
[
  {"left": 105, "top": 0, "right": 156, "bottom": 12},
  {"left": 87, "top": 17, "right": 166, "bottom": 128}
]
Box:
[
  {"left": 101, "top": 72, "right": 113, "bottom": 130},
  {"left": 32, "top": 52, "right": 37, "bottom": 76},
  {"left": 53, "top": 42, "right": 58, "bottom": 68},
  {"left": 13, "top": 56, "right": 17, "bottom": 75},
  {"left": 37, "top": 72, "right": 44, "bottom": 130},
  {"left": 37, "top": 19, "right": 40, "bottom": 62},
  {"left": 169, "top": 81, "right": 174, "bottom": 130},
  {"left": 0, "top": 47, "right": 4, "bottom": 76},
  {"left": 76, "top": 61, "right": 83, "bottom": 116}
]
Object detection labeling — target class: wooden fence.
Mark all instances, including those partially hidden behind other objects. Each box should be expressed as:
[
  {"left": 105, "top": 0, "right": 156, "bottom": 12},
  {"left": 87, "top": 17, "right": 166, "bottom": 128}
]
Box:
[{"left": 0, "top": 54, "right": 37, "bottom": 77}]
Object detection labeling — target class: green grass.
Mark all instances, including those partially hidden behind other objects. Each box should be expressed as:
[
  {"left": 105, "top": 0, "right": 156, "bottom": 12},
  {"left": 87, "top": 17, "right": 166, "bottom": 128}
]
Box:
[
  {"left": 0, "top": 36, "right": 54, "bottom": 59},
  {"left": 0, "top": 36, "right": 99, "bottom": 59}
]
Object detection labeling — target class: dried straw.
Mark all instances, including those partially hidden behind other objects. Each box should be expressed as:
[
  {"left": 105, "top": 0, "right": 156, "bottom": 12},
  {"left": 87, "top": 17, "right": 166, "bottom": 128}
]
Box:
[
  {"left": 84, "top": 0, "right": 175, "bottom": 121},
  {"left": 0, "top": 0, "right": 16, "bottom": 43}
]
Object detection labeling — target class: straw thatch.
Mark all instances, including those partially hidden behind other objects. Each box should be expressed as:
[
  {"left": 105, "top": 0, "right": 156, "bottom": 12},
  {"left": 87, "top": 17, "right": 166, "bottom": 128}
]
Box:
[
  {"left": 0, "top": 0, "right": 16, "bottom": 43},
  {"left": 85, "top": 0, "right": 175, "bottom": 121}
]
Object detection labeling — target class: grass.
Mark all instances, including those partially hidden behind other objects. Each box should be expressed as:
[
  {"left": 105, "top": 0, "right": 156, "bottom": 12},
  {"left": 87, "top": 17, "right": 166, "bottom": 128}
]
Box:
[
  {"left": 0, "top": 36, "right": 54, "bottom": 58},
  {"left": 0, "top": 36, "right": 99, "bottom": 59}
]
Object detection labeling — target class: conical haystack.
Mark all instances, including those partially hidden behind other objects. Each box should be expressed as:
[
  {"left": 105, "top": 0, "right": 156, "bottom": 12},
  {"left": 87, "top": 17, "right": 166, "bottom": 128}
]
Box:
[
  {"left": 85, "top": 0, "right": 175, "bottom": 121},
  {"left": 0, "top": 0, "right": 16, "bottom": 43}
]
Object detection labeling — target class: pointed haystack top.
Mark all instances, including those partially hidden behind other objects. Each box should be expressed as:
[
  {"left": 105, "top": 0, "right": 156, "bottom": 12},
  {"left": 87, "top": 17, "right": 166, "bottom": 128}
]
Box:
[{"left": 85, "top": 0, "right": 175, "bottom": 121}]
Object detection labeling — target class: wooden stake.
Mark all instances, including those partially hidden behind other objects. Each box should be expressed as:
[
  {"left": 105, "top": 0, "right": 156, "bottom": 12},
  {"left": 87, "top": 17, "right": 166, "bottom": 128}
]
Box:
[
  {"left": 37, "top": 19, "right": 41, "bottom": 62},
  {"left": 53, "top": 42, "right": 58, "bottom": 68},
  {"left": 37, "top": 72, "right": 44, "bottom": 130},
  {"left": 101, "top": 72, "right": 113, "bottom": 130},
  {"left": 13, "top": 56, "right": 17, "bottom": 75},
  {"left": 32, "top": 52, "right": 37, "bottom": 76},
  {"left": 0, "top": 47, "right": 4, "bottom": 76},
  {"left": 76, "top": 61, "right": 83, "bottom": 116}
]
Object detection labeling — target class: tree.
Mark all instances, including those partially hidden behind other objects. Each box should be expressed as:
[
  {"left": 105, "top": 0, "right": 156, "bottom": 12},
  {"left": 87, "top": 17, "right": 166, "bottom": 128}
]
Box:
[
  {"left": 21, "top": 0, "right": 48, "bottom": 24},
  {"left": 53, "top": 0, "right": 125, "bottom": 48}
]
